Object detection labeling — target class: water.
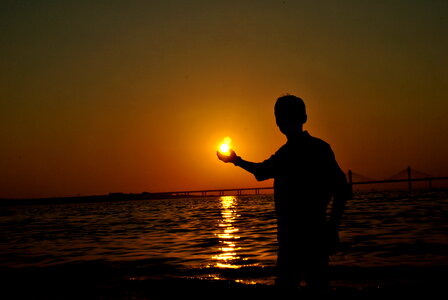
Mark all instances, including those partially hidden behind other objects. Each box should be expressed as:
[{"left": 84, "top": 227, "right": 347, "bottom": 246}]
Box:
[{"left": 1, "top": 190, "right": 447, "bottom": 286}]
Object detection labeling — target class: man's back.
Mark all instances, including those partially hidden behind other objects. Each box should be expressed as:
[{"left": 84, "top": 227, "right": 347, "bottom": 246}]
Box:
[
  {"left": 257, "top": 131, "right": 348, "bottom": 244},
  {"left": 273, "top": 133, "right": 345, "bottom": 212}
]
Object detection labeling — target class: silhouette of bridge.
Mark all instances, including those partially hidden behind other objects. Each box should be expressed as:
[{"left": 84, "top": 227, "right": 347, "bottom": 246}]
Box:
[
  {"left": 347, "top": 166, "right": 448, "bottom": 192},
  {"left": 168, "top": 166, "right": 448, "bottom": 197}
]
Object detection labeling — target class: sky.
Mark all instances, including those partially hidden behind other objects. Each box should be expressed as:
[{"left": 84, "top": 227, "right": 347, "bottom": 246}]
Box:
[{"left": 1, "top": 0, "right": 447, "bottom": 199}]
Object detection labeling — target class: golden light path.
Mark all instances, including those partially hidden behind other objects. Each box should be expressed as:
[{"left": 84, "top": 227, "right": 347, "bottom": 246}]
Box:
[{"left": 213, "top": 196, "right": 241, "bottom": 269}]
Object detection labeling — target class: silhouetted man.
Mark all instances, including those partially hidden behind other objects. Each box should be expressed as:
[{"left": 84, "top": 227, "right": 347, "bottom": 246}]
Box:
[{"left": 217, "top": 95, "right": 352, "bottom": 289}]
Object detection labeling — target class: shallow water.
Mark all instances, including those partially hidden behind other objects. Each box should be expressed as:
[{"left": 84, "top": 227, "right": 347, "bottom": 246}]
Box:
[{"left": 1, "top": 190, "right": 447, "bottom": 285}]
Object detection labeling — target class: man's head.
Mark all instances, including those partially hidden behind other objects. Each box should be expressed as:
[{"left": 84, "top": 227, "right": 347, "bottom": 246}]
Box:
[{"left": 274, "top": 95, "right": 307, "bottom": 137}]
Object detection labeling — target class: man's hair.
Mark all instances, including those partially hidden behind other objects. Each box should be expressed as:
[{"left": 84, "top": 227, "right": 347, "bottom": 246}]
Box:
[{"left": 275, "top": 94, "right": 307, "bottom": 124}]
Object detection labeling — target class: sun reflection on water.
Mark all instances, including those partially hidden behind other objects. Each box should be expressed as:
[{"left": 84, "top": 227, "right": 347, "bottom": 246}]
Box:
[{"left": 213, "top": 196, "right": 241, "bottom": 269}]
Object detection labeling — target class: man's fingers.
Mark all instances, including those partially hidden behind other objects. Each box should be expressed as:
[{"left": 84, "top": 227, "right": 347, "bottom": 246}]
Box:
[
  {"left": 217, "top": 151, "right": 228, "bottom": 162},
  {"left": 217, "top": 151, "right": 223, "bottom": 160}
]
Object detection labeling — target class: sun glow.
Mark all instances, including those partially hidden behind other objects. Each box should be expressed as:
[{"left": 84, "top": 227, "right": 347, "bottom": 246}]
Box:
[{"left": 218, "top": 137, "right": 232, "bottom": 155}]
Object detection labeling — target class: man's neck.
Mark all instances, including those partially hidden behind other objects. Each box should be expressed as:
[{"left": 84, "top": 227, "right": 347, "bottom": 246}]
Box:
[{"left": 286, "top": 128, "right": 305, "bottom": 141}]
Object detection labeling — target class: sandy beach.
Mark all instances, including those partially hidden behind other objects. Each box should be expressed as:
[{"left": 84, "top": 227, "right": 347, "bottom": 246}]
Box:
[{"left": 1, "top": 263, "right": 445, "bottom": 300}]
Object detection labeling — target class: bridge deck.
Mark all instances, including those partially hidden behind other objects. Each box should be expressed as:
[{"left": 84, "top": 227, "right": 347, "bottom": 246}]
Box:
[{"left": 168, "top": 176, "right": 448, "bottom": 196}]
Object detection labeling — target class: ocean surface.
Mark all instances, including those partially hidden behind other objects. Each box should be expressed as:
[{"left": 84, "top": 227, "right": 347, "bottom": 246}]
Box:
[{"left": 1, "top": 190, "right": 447, "bottom": 287}]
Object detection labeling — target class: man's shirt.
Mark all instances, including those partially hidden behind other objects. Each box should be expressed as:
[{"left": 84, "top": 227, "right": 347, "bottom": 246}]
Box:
[{"left": 251, "top": 131, "right": 350, "bottom": 242}]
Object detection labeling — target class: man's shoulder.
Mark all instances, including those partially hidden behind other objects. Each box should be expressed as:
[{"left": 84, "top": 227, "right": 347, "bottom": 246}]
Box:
[
  {"left": 305, "top": 132, "right": 331, "bottom": 150},
  {"left": 274, "top": 132, "right": 332, "bottom": 156}
]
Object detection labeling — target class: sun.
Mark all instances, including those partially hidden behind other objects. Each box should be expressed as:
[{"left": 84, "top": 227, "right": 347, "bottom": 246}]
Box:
[
  {"left": 219, "top": 143, "right": 230, "bottom": 155},
  {"left": 218, "top": 137, "right": 232, "bottom": 155}
]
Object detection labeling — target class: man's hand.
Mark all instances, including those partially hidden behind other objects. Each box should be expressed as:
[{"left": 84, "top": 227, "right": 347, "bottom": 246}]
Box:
[{"left": 217, "top": 150, "right": 239, "bottom": 164}]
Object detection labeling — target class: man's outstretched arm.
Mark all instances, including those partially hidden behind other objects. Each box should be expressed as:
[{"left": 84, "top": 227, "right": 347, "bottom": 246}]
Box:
[{"left": 217, "top": 150, "right": 274, "bottom": 181}]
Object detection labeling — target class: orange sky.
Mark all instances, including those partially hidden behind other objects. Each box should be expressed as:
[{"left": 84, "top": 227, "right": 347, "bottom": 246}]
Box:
[{"left": 1, "top": 1, "right": 447, "bottom": 198}]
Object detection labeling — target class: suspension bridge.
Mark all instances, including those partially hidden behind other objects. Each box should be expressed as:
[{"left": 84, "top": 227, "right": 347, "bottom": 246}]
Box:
[{"left": 169, "top": 167, "right": 448, "bottom": 197}]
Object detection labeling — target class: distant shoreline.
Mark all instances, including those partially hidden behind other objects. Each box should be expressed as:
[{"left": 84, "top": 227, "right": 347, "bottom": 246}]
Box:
[
  {"left": 0, "top": 192, "right": 200, "bottom": 207},
  {"left": 1, "top": 188, "right": 446, "bottom": 207}
]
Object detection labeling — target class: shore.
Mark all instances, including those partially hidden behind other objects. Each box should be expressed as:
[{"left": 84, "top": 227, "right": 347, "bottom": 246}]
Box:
[{"left": 1, "top": 264, "right": 445, "bottom": 299}]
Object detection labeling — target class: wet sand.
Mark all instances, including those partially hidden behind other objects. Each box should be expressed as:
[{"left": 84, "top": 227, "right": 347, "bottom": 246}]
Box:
[{"left": 1, "top": 264, "right": 445, "bottom": 299}]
